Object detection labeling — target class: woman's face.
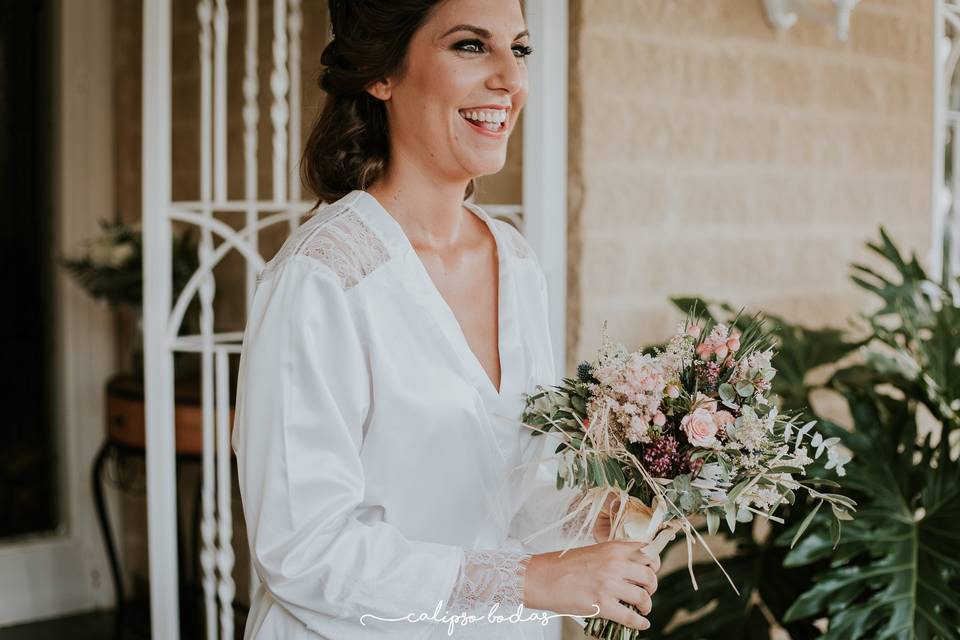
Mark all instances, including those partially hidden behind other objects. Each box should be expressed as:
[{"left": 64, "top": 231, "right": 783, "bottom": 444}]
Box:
[{"left": 371, "top": 0, "right": 530, "bottom": 183}]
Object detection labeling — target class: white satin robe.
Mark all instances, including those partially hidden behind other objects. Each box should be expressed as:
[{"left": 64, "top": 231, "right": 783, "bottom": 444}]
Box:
[{"left": 232, "top": 190, "right": 589, "bottom": 640}]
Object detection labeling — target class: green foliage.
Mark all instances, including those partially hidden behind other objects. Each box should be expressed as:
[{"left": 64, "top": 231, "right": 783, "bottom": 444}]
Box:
[
  {"left": 646, "top": 229, "right": 960, "bottom": 639},
  {"left": 849, "top": 226, "right": 960, "bottom": 428},
  {"left": 780, "top": 231, "right": 960, "bottom": 639},
  {"left": 781, "top": 383, "right": 960, "bottom": 639}
]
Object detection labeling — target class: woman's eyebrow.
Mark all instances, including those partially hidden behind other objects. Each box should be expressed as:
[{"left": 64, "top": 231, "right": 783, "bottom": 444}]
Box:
[{"left": 441, "top": 24, "right": 530, "bottom": 40}]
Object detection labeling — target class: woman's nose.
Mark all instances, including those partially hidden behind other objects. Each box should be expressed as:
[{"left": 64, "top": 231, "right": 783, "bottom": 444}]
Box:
[{"left": 487, "top": 48, "right": 525, "bottom": 95}]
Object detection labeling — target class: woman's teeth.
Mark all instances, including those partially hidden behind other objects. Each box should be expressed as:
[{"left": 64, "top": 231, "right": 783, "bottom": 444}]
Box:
[{"left": 459, "top": 109, "right": 507, "bottom": 132}]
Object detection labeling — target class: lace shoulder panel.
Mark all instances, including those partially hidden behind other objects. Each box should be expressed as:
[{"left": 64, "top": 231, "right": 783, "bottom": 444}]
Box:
[
  {"left": 492, "top": 218, "right": 535, "bottom": 260},
  {"left": 260, "top": 203, "right": 389, "bottom": 289}
]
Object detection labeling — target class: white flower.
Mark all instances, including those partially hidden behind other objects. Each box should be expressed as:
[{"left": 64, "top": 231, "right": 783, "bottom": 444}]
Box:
[
  {"left": 109, "top": 242, "right": 135, "bottom": 268},
  {"left": 626, "top": 416, "right": 651, "bottom": 444},
  {"left": 696, "top": 462, "right": 727, "bottom": 484},
  {"left": 110, "top": 242, "right": 134, "bottom": 269},
  {"left": 825, "top": 446, "right": 852, "bottom": 476},
  {"left": 88, "top": 238, "right": 115, "bottom": 267},
  {"left": 789, "top": 446, "right": 814, "bottom": 467},
  {"left": 729, "top": 407, "right": 767, "bottom": 451}
]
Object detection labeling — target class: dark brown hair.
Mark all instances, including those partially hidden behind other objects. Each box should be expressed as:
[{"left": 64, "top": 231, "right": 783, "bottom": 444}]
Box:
[{"left": 301, "top": 0, "right": 476, "bottom": 209}]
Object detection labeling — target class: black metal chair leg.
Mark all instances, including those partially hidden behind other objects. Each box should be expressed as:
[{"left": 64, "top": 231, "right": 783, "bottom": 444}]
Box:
[{"left": 92, "top": 439, "right": 126, "bottom": 638}]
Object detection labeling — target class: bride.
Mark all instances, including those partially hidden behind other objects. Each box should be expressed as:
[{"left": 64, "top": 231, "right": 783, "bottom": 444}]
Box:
[{"left": 232, "top": 0, "right": 661, "bottom": 637}]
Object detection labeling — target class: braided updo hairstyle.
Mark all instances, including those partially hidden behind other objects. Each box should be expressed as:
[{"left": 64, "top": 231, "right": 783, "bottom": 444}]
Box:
[{"left": 301, "top": 0, "right": 477, "bottom": 209}]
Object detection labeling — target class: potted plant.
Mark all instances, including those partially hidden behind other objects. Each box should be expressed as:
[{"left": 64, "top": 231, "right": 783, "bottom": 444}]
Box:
[{"left": 63, "top": 219, "right": 199, "bottom": 378}]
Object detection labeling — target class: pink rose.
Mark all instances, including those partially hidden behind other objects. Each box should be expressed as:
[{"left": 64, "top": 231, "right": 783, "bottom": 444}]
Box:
[
  {"left": 726, "top": 337, "right": 741, "bottom": 352},
  {"left": 692, "top": 392, "right": 717, "bottom": 414},
  {"left": 696, "top": 344, "right": 713, "bottom": 360},
  {"left": 681, "top": 408, "right": 718, "bottom": 447},
  {"left": 666, "top": 385, "right": 680, "bottom": 399},
  {"left": 715, "top": 410, "right": 735, "bottom": 428},
  {"left": 715, "top": 344, "right": 729, "bottom": 360},
  {"left": 653, "top": 412, "right": 667, "bottom": 427},
  {"left": 687, "top": 325, "right": 702, "bottom": 338}
]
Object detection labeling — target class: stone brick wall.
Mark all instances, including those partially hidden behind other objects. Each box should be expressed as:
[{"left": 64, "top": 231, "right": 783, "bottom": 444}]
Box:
[{"left": 566, "top": 0, "right": 933, "bottom": 371}]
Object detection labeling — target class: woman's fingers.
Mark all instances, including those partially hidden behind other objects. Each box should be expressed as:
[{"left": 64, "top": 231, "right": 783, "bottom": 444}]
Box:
[
  {"left": 610, "top": 581, "right": 653, "bottom": 615},
  {"left": 600, "top": 598, "right": 650, "bottom": 631},
  {"left": 624, "top": 543, "right": 661, "bottom": 573},
  {"left": 621, "top": 561, "right": 658, "bottom": 594}
]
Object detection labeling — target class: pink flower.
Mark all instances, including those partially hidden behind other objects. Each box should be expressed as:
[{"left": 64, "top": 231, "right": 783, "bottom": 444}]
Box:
[
  {"left": 653, "top": 412, "right": 667, "bottom": 427},
  {"left": 687, "top": 324, "right": 702, "bottom": 338},
  {"left": 715, "top": 344, "right": 729, "bottom": 360},
  {"left": 643, "top": 435, "right": 683, "bottom": 477},
  {"left": 696, "top": 344, "right": 713, "bottom": 360},
  {"left": 666, "top": 385, "right": 680, "bottom": 399},
  {"left": 715, "top": 410, "right": 735, "bottom": 428},
  {"left": 726, "top": 337, "right": 741, "bottom": 352},
  {"left": 692, "top": 392, "right": 717, "bottom": 414},
  {"left": 681, "top": 408, "right": 719, "bottom": 447}
]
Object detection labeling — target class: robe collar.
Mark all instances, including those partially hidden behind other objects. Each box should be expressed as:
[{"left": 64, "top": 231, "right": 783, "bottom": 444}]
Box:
[{"left": 344, "top": 189, "right": 526, "bottom": 423}]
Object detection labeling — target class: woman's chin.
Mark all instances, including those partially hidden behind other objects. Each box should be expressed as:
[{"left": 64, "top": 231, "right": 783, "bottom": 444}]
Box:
[{"left": 461, "top": 156, "right": 508, "bottom": 180}]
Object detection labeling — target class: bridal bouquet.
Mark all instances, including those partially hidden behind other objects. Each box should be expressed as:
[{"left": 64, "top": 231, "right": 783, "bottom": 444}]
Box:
[{"left": 519, "top": 311, "right": 856, "bottom": 639}]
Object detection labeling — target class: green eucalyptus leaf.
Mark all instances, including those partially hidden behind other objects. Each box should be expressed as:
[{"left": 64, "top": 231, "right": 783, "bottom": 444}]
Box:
[
  {"left": 719, "top": 383, "right": 737, "bottom": 403},
  {"left": 724, "top": 502, "right": 738, "bottom": 533},
  {"left": 706, "top": 510, "right": 720, "bottom": 537},
  {"left": 790, "top": 500, "right": 822, "bottom": 549},
  {"left": 571, "top": 395, "right": 587, "bottom": 415}
]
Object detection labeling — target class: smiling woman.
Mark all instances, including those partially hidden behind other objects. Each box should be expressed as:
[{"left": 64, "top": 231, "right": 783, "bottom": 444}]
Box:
[
  {"left": 233, "top": 1, "right": 660, "bottom": 639},
  {"left": 301, "top": 2, "right": 533, "bottom": 208}
]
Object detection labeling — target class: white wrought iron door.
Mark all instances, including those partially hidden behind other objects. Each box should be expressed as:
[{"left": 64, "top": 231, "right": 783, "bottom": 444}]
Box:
[
  {"left": 934, "top": 0, "right": 960, "bottom": 299},
  {"left": 141, "top": 2, "right": 567, "bottom": 638}
]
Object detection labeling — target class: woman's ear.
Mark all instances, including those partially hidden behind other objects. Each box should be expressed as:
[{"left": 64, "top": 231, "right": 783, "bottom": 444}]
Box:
[{"left": 366, "top": 78, "right": 392, "bottom": 101}]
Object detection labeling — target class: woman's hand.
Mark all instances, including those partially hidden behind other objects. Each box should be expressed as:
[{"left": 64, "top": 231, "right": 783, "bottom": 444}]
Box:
[{"left": 522, "top": 541, "right": 660, "bottom": 632}]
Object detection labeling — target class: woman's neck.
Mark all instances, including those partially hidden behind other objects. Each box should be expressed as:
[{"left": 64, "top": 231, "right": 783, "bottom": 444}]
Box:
[{"left": 366, "top": 168, "right": 472, "bottom": 252}]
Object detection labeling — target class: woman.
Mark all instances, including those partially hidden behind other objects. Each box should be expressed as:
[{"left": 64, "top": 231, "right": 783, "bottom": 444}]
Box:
[{"left": 232, "top": 0, "right": 661, "bottom": 638}]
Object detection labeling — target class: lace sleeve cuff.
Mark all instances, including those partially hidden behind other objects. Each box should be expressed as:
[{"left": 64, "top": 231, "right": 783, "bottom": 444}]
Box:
[{"left": 446, "top": 549, "right": 533, "bottom": 614}]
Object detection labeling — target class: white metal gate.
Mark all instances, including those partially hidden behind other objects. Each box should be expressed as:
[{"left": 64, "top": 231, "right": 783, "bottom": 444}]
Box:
[
  {"left": 141, "top": 1, "right": 568, "bottom": 638},
  {"left": 934, "top": 0, "right": 960, "bottom": 298}
]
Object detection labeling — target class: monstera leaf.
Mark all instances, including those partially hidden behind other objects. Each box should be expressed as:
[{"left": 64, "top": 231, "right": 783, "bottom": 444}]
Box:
[
  {"left": 777, "top": 230, "right": 960, "bottom": 638},
  {"left": 781, "top": 379, "right": 960, "bottom": 639},
  {"left": 850, "top": 227, "right": 933, "bottom": 321},
  {"left": 850, "top": 228, "right": 960, "bottom": 427}
]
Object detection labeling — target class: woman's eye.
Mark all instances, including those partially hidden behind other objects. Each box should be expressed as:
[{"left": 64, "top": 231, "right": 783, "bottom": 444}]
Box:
[
  {"left": 454, "top": 39, "right": 485, "bottom": 54},
  {"left": 453, "top": 40, "right": 534, "bottom": 59}
]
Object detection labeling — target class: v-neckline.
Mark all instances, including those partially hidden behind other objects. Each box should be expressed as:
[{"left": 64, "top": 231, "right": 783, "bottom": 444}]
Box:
[{"left": 356, "top": 190, "right": 510, "bottom": 400}]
